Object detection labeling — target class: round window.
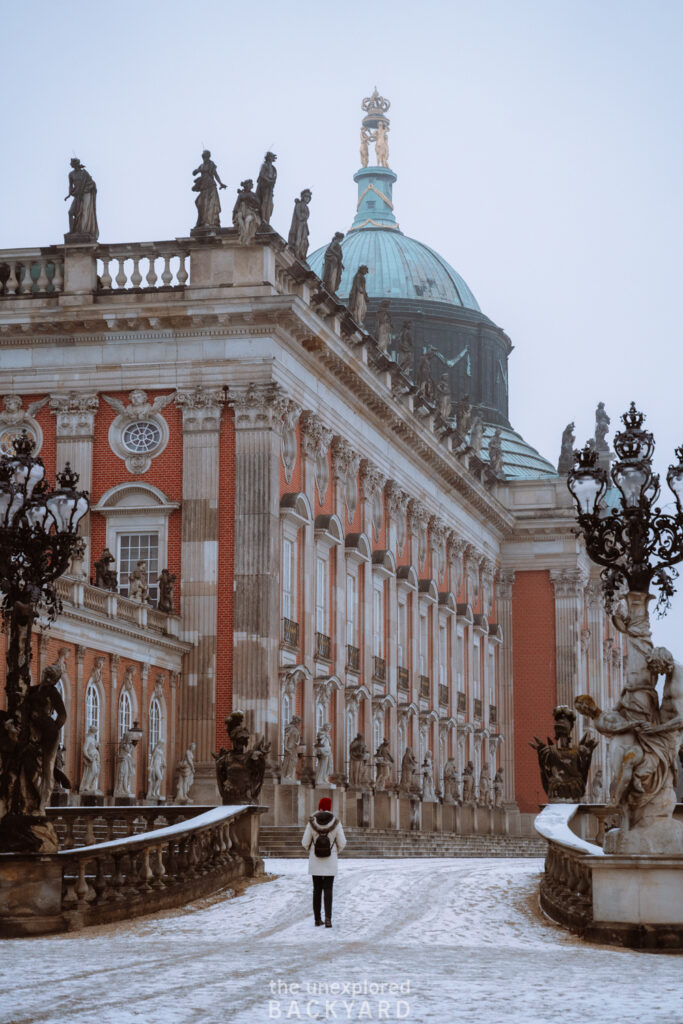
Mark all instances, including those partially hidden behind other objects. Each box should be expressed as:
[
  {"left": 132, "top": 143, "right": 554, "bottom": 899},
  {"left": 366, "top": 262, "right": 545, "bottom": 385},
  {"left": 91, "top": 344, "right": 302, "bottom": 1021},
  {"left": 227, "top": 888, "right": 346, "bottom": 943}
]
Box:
[
  {"left": 0, "top": 426, "right": 37, "bottom": 456},
  {"left": 122, "top": 420, "right": 162, "bottom": 454}
]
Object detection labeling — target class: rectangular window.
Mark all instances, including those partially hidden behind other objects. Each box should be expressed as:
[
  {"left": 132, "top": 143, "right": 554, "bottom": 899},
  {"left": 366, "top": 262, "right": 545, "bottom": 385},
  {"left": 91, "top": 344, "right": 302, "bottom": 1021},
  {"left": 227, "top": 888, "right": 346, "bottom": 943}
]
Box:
[
  {"left": 419, "top": 612, "right": 428, "bottom": 677},
  {"left": 439, "top": 622, "right": 448, "bottom": 686},
  {"left": 316, "top": 557, "right": 328, "bottom": 634},
  {"left": 397, "top": 600, "right": 407, "bottom": 668},
  {"left": 346, "top": 572, "right": 357, "bottom": 646},
  {"left": 282, "top": 538, "right": 294, "bottom": 620},
  {"left": 118, "top": 533, "right": 159, "bottom": 602},
  {"left": 373, "top": 586, "right": 384, "bottom": 658}
]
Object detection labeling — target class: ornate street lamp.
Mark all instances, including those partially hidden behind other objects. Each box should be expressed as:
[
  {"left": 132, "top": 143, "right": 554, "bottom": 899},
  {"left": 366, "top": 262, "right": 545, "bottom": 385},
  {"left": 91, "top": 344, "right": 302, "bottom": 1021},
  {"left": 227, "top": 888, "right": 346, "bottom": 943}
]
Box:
[
  {"left": 0, "top": 431, "right": 89, "bottom": 852},
  {"left": 567, "top": 403, "right": 683, "bottom": 610}
]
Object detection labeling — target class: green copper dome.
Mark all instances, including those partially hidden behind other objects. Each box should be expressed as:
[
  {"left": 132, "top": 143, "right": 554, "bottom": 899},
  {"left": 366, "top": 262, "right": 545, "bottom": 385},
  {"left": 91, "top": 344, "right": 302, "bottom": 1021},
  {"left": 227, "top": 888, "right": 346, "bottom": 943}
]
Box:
[{"left": 309, "top": 167, "right": 480, "bottom": 310}]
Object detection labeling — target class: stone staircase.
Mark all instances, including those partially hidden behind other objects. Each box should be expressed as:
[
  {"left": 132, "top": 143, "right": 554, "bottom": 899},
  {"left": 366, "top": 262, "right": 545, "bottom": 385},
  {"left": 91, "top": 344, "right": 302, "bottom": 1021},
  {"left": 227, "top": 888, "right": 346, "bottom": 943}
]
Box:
[{"left": 260, "top": 826, "right": 547, "bottom": 859}]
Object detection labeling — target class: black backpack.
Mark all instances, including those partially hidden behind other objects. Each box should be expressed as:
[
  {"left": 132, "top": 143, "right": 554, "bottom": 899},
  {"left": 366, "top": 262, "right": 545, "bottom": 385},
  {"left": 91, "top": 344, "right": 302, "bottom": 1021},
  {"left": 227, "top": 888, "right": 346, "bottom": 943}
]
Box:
[{"left": 310, "top": 815, "right": 336, "bottom": 858}]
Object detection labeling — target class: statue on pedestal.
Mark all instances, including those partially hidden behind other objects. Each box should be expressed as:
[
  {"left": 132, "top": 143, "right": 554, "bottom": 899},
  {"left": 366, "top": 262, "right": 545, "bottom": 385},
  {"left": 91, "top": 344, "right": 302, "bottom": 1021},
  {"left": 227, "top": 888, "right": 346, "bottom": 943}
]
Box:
[
  {"left": 421, "top": 750, "right": 437, "bottom": 802},
  {"left": 456, "top": 394, "right": 473, "bottom": 436},
  {"left": 531, "top": 705, "right": 597, "bottom": 802},
  {"left": 493, "top": 768, "right": 504, "bottom": 808},
  {"left": 322, "top": 232, "right": 345, "bottom": 294},
  {"left": 174, "top": 741, "right": 196, "bottom": 803},
  {"left": 281, "top": 715, "right": 302, "bottom": 782},
  {"left": 374, "top": 738, "right": 394, "bottom": 790},
  {"left": 232, "top": 180, "right": 262, "bottom": 244},
  {"left": 469, "top": 414, "right": 484, "bottom": 456},
  {"left": 348, "top": 265, "right": 369, "bottom": 326},
  {"left": 158, "top": 569, "right": 176, "bottom": 614},
  {"left": 375, "top": 300, "right": 392, "bottom": 352},
  {"left": 594, "top": 402, "right": 610, "bottom": 452},
  {"left": 288, "top": 189, "right": 312, "bottom": 261},
  {"left": 255, "top": 151, "right": 277, "bottom": 225},
  {"left": 114, "top": 730, "right": 137, "bottom": 798},
  {"left": 146, "top": 742, "right": 166, "bottom": 801},
  {"left": 478, "top": 761, "right": 492, "bottom": 806},
  {"left": 314, "top": 723, "right": 333, "bottom": 785},
  {"left": 94, "top": 547, "right": 117, "bottom": 591},
  {"left": 80, "top": 726, "right": 101, "bottom": 794},
  {"left": 462, "top": 761, "right": 475, "bottom": 803},
  {"left": 488, "top": 428, "right": 504, "bottom": 476},
  {"left": 399, "top": 746, "right": 417, "bottom": 794},
  {"left": 213, "top": 710, "right": 270, "bottom": 804},
  {"left": 443, "top": 758, "right": 461, "bottom": 804},
  {"left": 128, "top": 561, "right": 149, "bottom": 604},
  {"left": 590, "top": 767, "right": 604, "bottom": 803},
  {"left": 192, "top": 150, "right": 226, "bottom": 230},
  {"left": 436, "top": 373, "right": 452, "bottom": 421},
  {"left": 416, "top": 351, "right": 435, "bottom": 403},
  {"left": 349, "top": 733, "right": 369, "bottom": 788},
  {"left": 397, "top": 321, "right": 413, "bottom": 374},
  {"left": 64, "top": 158, "right": 98, "bottom": 240},
  {"left": 557, "top": 422, "right": 575, "bottom": 474}
]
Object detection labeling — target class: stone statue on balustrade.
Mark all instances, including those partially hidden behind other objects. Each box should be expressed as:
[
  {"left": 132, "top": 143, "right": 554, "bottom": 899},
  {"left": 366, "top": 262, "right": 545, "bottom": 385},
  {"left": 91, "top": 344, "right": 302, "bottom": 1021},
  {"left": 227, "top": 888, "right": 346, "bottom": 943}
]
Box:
[
  {"left": 397, "top": 321, "right": 413, "bottom": 374},
  {"left": 128, "top": 561, "right": 150, "bottom": 604},
  {"left": 462, "top": 760, "right": 475, "bottom": 803},
  {"left": 443, "top": 758, "right": 461, "bottom": 804},
  {"left": 80, "top": 726, "right": 101, "bottom": 795},
  {"left": 192, "top": 150, "right": 226, "bottom": 231},
  {"left": 288, "top": 189, "right": 312, "bottom": 261},
  {"left": 94, "top": 547, "right": 117, "bottom": 592},
  {"left": 493, "top": 768, "right": 504, "bottom": 808},
  {"left": 114, "top": 730, "right": 137, "bottom": 799},
  {"left": 158, "top": 569, "right": 176, "bottom": 614},
  {"left": 348, "top": 265, "right": 369, "bottom": 326},
  {"left": 594, "top": 401, "right": 610, "bottom": 452},
  {"left": 64, "top": 158, "right": 99, "bottom": 241},
  {"left": 575, "top": 642, "right": 683, "bottom": 854},
  {"left": 374, "top": 738, "right": 394, "bottom": 790},
  {"left": 488, "top": 428, "right": 504, "bottom": 476},
  {"left": 146, "top": 742, "right": 166, "bottom": 801},
  {"left": 322, "top": 232, "right": 345, "bottom": 295},
  {"left": 68, "top": 535, "right": 88, "bottom": 580},
  {"left": 232, "top": 180, "right": 262, "bottom": 245},
  {"left": 281, "top": 715, "right": 302, "bottom": 783},
  {"left": 255, "top": 151, "right": 277, "bottom": 225},
  {"left": 590, "top": 767, "right": 604, "bottom": 803},
  {"left": 421, "top": 750, "right": 437, "bottom": 802},
  {"left": 174, "top": 741, "right": 196, "bottom": 803},
  {"left": 456, "top": 394, "right": 473, "bottom": 437},
  {"left": 436, "top": 373, "right": 452, "bottom": 421},
  {"left": 375, "top": 300, "right": 392, "bottom": 353},
  {"left": 469, "top": 414, "right": 484, "bottom": 457},
  {"left": 530, "top": 705, "right": 597, "bottom": 803},
  {"left": 416, "top": 351, "right": 435, "bottom": 404},
  {"left": 399, "top": 746, "right": 418, "bottom": 794},
  {"left": 349, "top": 733, "right": 369, "bottom": 789},
  {"left": 314, "top": 723, "right": 334, "bottom": 785},
  {"left": 478, "top": 761, "right": 492, "bottom": 806},
  {"left": 557, "top": 422, "right": 575, "bottom": 475},
  {"left": 213, "top": 710, "right": 271, "bottom": 804}
]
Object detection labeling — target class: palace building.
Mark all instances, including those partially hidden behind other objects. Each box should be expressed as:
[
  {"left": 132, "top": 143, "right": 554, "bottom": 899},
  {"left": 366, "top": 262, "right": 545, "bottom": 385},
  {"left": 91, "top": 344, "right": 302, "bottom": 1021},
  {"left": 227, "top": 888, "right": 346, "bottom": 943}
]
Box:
[{"left": 0, "top": 92, "right": 624, "bottom": 832}]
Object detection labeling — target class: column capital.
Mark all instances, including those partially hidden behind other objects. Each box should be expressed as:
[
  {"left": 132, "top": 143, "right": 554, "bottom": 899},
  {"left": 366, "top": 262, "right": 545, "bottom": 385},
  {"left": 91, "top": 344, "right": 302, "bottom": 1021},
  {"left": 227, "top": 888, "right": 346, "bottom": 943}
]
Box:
[
  {"left": 49, "top": 391, "right": 99, "bottom": 439},
  {"left": 495, "top": 568, "right": 515, "bottom": 601},
  {"left": 300, "top": 410, "right": 333, "bottom": 460},
  {"left": 175, "top": 385, "right": 225, "bottom": 433},
  {"left": 228, "top": 382, "right": 290, "bottom": 431},
  {"left": 549, "top": 567, "right": 588, "bottom": 598}
]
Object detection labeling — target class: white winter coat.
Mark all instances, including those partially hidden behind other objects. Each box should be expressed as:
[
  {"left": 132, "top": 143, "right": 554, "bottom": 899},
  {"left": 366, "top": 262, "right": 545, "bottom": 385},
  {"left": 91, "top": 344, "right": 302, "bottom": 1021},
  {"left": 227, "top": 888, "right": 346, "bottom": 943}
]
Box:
[{"left": 302, "top": 812, "right": 346, "bottom": 876}]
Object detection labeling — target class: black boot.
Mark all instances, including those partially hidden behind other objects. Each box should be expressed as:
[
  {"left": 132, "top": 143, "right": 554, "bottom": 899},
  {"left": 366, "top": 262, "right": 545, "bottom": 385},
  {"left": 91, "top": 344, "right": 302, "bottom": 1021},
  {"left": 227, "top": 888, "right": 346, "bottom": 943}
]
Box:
[
  {"left": 315, "top": 918, "right": 323, "bottom": 926},
  {"left": 324, "top": 919, "right": 332, "bottom": 928}
]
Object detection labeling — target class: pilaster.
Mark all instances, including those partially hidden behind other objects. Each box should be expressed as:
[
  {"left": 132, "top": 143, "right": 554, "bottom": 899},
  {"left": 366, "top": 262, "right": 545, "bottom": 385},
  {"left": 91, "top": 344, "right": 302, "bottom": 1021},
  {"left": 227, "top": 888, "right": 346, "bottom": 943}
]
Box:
[
  {"left": 495, "top": 568, "right": 516, "bottom": 805},
  {"left": 549, "top": 568, "right": 588, "bottom": 708},
  {"left": 49, "top": 392, "right": 98, "bottom": 560}
]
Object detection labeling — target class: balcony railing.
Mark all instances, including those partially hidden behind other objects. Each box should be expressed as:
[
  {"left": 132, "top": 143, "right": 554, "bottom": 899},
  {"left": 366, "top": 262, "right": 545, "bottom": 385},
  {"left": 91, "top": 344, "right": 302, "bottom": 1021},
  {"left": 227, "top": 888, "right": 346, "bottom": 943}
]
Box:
[
  {"left": 489, "top": 704, "right": 498, "bottom": 725},
  {"left": 474, "top": 698, "right": 483, "bottom": 719},
  {"left": 54, "top": 575, "right": 179, "bottom": 637},
  {"left": 457, "top": 691, "right": 466, "bottom": 713},
  {"left": 439, "top": 684, "right": 449, "bottom": 707},
  {"left": 398, "top": 667, "right": 410, "bottom": 692},
  {"left": 419, "top": 675, "right": 430, "bottom": 698},
  {"left": 0, "top": 251, "right": 64, "bottom": 296},
  {"left": 346, "top": 644, "right": 360, "bottom": 671},
  {"left": 315, "top": 632, "right": 331, "bottom": 660},
  {"left": 282, "top": 617, "right": 299, "bottom": 649},
  {"left": 373, "top": 655, "right": 386, "bottom": 682},
  {"left": 96, "top": 242, "right": 190, "bottom": 291}
]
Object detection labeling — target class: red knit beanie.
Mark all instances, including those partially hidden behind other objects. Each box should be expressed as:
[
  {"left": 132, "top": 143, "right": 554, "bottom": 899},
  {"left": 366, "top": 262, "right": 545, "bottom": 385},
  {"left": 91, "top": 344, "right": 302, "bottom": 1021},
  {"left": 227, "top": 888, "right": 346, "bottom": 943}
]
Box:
[{"left": 318, "top": 797, "right": 332, "bottom": 811}]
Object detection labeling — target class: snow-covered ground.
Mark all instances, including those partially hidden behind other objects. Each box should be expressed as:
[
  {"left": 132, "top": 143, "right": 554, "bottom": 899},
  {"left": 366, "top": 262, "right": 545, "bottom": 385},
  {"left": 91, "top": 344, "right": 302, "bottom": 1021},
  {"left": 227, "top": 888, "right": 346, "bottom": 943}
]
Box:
[{"left": 1, "top": 858, "right": 681, "bottom": 1024}]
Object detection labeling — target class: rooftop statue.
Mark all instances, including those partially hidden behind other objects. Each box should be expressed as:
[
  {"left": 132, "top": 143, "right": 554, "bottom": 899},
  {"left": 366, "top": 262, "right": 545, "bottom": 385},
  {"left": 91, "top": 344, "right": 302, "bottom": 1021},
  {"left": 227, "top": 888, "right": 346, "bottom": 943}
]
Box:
[
  {"left": 530, "top": 705, "right": 597, "bottom": 803},
  {"left": 469, "top": 414, "right": 484, "bottom": 456},
  {"left": 594, "top": 401, "right": 610, "bottom": 452},
  {"left": 557, "top": 421, "right": 575, "bottom": 474},
  {"left": 192, "top": 149, "right": 226, "bottom": 231},
  {"left": 361, "top": 88, "right": 391, "bottom": 168},
  {"left": 456, "top": 394, "right": 473, "bottom": 436},
  {"left": 288, "top": 189, "right": 312, "bottom": 262},
  {"left": 348, "top": 265, "right": 369, "bottom": 325},
  {"left": 94, "top": 547, "right": 117, "bottom": 592},
  {"left": 375, "top": 300, "right": 392, "bottom": 352},
  {"left": 374, "top": 120, "right": 389, "bottom": 168},
  {"left": 157, "top": 569, "right": 176, "bottom": 614},
  {"left": 436, "top": 373, "right": 452, "bottom": 421},
  {"left": 359, "top": 128, "right": 369, "bottom": 168},
  {"left": 397, "top": 320, "right": 413, "bottom": 373},
  {"left": 255, "top": 151, "right": 277, "bottom": 225},
  {"left": 232, "top": 179, "right": 262, "bottom": 245},
  {"left": 64, "top": 158, "right": 98, "bottom": 241},
  {"left": 213, "top": 710, "right": 270, "bottom": 804},
  {"left": 322, "top": 232, "right": 344, "bottom": 294},
  {"left": 488, "top": 427, "right": 504, "bottom": 476}
]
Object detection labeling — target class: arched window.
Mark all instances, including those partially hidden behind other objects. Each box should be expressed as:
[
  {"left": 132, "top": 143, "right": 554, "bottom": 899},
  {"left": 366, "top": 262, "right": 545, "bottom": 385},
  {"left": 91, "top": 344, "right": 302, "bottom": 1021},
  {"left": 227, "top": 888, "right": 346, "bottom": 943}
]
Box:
[
  {"left": 86, "top": 683, "right": 100, "bottom": 736},
  {"left": 119, "top": 690, "right": 132, "bottom": 739},
  {"left": 149, "top": 697, "right": 162, "bottom": 753}
]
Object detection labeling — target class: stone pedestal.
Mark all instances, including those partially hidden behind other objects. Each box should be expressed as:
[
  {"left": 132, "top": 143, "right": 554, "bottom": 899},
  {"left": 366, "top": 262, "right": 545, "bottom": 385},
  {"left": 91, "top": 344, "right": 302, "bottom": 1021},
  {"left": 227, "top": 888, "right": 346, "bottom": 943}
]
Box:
[
  {"left": 586, "top": 855, "right": 683, "bottom": 949},
  {"left": 79, "top": 794, "right": 104, "bottom": 807},
  {"left": 374, "top": 791, "right": 398, "bottom": 829},
  {"left": 492, "top": 807, "right": 506, "bottom": 834},
  {"left": 474, "top": 806, "right": 492, "bottom": 834},
  {"left": 0, "top": 857, "right": 63, "bottom": 938},
  {"left": 190, "top": 763, "right": 220, "bottom": 805},
  {"left": 49, "top": 792, "right": 69, "bottom": 807},
  {"left": 460, "top": 803, "right": 475, "bottom": 834},
  {"left": 275, "top": 782, "right": 306, "bottom": 826},
  {"left": 422, "top": 801, "right": 438, "bottom": 833},
  {"left": 114, "top": 797, "right": 135, "bottom": 806},
  {"left": 442, "top": 803, "right": 457, "bottom": 832}
]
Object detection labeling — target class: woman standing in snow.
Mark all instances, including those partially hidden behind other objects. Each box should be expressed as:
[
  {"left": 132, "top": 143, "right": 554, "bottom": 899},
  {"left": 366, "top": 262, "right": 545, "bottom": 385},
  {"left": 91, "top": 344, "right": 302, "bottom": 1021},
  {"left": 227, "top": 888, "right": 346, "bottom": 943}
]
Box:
[{"left": 302, "top": 797, "right": 346, "bottom": 928}]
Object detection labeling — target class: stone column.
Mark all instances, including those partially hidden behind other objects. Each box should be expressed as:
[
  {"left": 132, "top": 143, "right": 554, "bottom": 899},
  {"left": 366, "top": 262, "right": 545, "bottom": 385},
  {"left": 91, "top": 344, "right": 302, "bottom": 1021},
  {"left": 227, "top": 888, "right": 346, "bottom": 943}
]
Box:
[
  {"left": 231, "top": 383, "right": 289, "bottom": 748},
  {"left": 549, "top": 568, "right": 587, "bottom": 708},
  {"left": 169, "top": 671, "right": 179, "bottom": 785},
  {"left": 175, "top": 385, "right": 226, "bottom": 801},
  {"left": 496, "top": 569, "right": 516, "bottom": 804},
  {"left": 109, "top": 654, "right": 119, "bottom": 799},
  {"left": 49, "top": 392, "right": 99, "bottom": 563},
  {"left": 140, "top": 661, "right": 150, "bottom": 791}
]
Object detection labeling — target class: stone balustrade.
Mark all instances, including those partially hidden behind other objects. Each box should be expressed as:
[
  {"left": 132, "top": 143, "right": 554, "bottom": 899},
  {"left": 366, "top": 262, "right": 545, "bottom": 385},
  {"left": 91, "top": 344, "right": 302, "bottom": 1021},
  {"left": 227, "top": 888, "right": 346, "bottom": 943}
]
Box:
[
  {"left": 96, "top": 243, "right": 190, "bottom": 291},
  {"left": 55, "top": 574, "right": 180, "bottom": 637},
  {"left": 0, "top": 250, "right": 64, "bottom": 296},
  {"left": 0, "top": 804, "right": 264, "bottom": 937}
]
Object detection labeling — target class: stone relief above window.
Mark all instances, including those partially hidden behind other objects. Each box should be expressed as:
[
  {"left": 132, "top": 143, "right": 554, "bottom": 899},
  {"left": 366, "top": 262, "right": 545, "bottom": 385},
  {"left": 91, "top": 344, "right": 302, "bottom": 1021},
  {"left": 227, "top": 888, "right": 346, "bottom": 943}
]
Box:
[
  {"left": 0, "top": 395, "right": 47, "bottom": 455},
  {"left": 103, "top": 390, "right": 173, "bottom": 474}
]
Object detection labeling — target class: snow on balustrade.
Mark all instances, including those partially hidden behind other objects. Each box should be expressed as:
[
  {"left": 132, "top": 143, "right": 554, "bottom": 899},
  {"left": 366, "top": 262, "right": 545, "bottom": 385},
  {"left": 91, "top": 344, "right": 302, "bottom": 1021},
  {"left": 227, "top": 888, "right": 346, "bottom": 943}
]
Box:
[{"left": 96, "top": 244, "right": 189, "bottom": 291}]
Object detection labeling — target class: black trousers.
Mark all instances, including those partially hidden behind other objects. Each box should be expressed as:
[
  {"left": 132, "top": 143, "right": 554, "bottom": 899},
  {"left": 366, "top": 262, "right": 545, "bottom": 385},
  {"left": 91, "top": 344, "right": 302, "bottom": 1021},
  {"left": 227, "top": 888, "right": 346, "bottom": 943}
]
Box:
[{"left": 312, "top": 875, "right": 334, "bottom": 920}]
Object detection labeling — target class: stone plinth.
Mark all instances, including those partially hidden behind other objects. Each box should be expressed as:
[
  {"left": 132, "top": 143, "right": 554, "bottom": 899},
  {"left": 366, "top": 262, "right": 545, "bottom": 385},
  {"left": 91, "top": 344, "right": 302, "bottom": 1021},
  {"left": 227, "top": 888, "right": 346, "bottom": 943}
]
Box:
[
  {"left": 442, "top": 803, "right": 458, "bottom": 832},
  {"left": 374, "top": 791, "right": 398, "bottom": 830},
  {"left": 460, "top": 803, "right": 475, "bottom": 834},
  {"left": 422, "top": 801, "right": 439, "bottom": 832},
  {"left": 0, "top": 856, "right": 63, "bottom": 937},
  {"left": 591, "top": 857, "right": 683, "bottom": 926},
  {"left": 398, "top": 797, "right": 413, "bottom": 831},
  {"left": 275, "top": 782, "right": 306, "bottom": 826},
  {"left": 79, "top": 794, "right": 104, "bottom": 807}
]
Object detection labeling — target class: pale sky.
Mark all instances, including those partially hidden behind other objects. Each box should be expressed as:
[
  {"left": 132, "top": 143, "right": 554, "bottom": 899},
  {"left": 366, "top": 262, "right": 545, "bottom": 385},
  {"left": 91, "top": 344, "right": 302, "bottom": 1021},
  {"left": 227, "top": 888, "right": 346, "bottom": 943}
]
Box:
[{"left": 2, "top": 0, "right": 682, "bottom": 646}]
